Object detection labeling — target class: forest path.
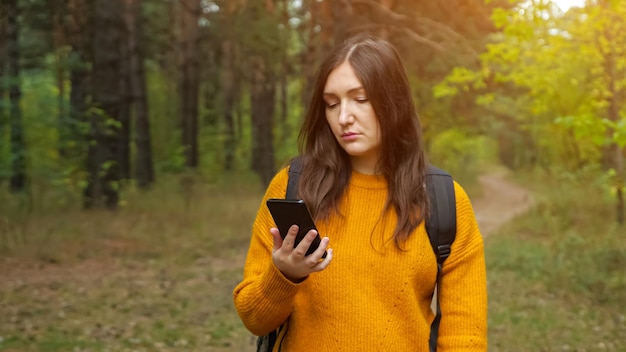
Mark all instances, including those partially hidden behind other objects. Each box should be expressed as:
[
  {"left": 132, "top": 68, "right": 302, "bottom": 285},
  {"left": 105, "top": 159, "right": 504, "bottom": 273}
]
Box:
[{"left": 472, "top": 168, "right": 534, "bottom": 237}]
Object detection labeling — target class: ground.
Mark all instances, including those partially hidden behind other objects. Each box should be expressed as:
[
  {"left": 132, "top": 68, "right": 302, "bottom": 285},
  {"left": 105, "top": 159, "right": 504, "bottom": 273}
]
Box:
[
  {"left": 0, "top": 170, "right": 534, "bottom": 351},
  {"left": 473, "top": 168, "right": 533, "bottom": 236}
]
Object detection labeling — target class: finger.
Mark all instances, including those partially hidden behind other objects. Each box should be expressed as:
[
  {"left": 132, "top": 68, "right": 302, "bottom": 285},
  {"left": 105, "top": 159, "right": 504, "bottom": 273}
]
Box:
[
  {"left": 281, "top": 225, "right": 299, "bottom": 249},
  {"left": 270, "top": 227, "right": 282, "bottom": 251},
  {"left": 311, "top": 236, "right": 330, "bottom": 260},
  {"left": 313, "top": 248, "right": 333, "bottom": 271},
  {"left": 293, "top": 229, "right": 318, "bottom": 257}
]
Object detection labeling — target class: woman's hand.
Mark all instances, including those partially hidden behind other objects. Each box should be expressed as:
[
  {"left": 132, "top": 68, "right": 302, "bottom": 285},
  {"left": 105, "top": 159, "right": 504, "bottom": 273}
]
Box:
[{"left": 271, "top": 225, "right": 333, "bottom": 282}]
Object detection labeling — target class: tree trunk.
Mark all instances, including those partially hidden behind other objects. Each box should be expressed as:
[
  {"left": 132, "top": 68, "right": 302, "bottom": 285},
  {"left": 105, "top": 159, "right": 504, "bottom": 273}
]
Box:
[
  {"left": 126, "top": 0, "right": 154, "bottom": 188},
  {"left": 219, "top": 1, "right": 242, "bottom": 172},
  {"left": 118, "top": 75, "right": 132, "bottom": 181},
  {"left": 63, "top": 0, "right": 90, "bottom": 164},
  {"left": 606, "top": 62, "right": 624, "bottom": 225},
  {"left": 601, "top": 17, "right": 625, "bottom": 225},
  {"left": 221, "top": 39, "right": 236, "bottom": 171},
  {"left": 201, "top": 35, "right": 218, "bottom": 128},
  {"left": 331, "top": 0, "right": 352, "bottom": 44},
  {"left": 178, "top": 0, "right": 200, "bottom": 168},
  {"left": 7, "top": 0, "right": 27, "bottom": 193},
  {"left": 0, "top": 8, "right": 6, "bottom": 183},
  {"left": 85, "top": 0, "right": 124, "bottom": 209},
  {"left": 616, "top": 146, "right": 624, "bottom": 225},
  {"left": 52, "top": 0, "right": 66, "bottom": 156},
  {"left": 278, "top": 0, "right": 289, "bottom": 125},
  {"left": 117, "top": 1, "right": 132, "bottom": 181},
  {"left": 250, "top": 55, "right": 276, "bottom": 186},
  {"left": 247, "top": 0, "right": 278, "bottom": 186},
  {"left": 301, "top": 0, "right": 321, "bottom": 108}
]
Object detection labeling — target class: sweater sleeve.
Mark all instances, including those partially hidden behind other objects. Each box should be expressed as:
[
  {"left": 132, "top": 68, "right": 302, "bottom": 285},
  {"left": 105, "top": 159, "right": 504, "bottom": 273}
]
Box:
[
  {"left": 436, "top": 182, "right": 488, "bottom": 351},
  {"left": 232, "top": 167, "right": 303, "bottom": 336}
]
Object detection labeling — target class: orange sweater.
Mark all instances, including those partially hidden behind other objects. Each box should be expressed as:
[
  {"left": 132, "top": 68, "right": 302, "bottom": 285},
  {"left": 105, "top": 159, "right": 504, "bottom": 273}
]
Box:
[{"left": 233, "top": 167, "right": 487, "bottom": 351}]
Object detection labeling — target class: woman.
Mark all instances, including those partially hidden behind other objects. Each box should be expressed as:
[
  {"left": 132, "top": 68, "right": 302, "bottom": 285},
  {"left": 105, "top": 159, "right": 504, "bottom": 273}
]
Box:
[{"left": 233, "top": 34, "right": 487, "bottom": 351}]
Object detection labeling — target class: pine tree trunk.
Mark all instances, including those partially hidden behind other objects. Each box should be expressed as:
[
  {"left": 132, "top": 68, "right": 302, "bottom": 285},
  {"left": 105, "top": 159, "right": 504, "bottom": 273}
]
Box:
[
  {"left": 616, "top": 148, "right": 624, "bottom": 225},
  {"left": 52, "top": 0, "right": 69, "bottom": 157},
  {"left": 0, "top": 9, "right": 6, "bottom": 183},
  {"left": 85, "top": 0, "right": 124, "bottom": 209},
  {"left": 178, "top": 0, "right": 200, "bottom": 169},
  {"left": 117, "top": 1, "right": 132, "bottom": 180},
  {"left": 7, "top": 0, "right": 27, "bottom": 193},
  {"left": 126, "top": 0, "right": 154, "bottom": 188},
  {"left": 250, "top": 55, "right": 276, "bottom": 186},
  {"left": 602, "top": 23, "right": 625, "bottom": 225},
  {"left": 221, "top": 38, "right": 236, "bottom": 171},
  {"left": 63, "top": 0, "right": 90, "bottom": 164}
]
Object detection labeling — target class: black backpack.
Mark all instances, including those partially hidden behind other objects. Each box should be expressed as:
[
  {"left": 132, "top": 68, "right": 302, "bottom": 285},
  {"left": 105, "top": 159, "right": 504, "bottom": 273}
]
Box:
[{"left": 257, "top": 158, "right": 456, "bottom": 352}]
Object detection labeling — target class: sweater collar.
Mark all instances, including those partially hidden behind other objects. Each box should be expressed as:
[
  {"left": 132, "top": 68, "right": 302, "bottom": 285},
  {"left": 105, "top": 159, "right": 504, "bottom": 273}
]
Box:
[{"left": 349, "top": 171, "right": 387, "bottom": 189}]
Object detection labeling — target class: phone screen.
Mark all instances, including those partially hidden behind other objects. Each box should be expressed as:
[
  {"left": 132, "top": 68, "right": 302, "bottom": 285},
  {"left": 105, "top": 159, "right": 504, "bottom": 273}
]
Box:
[{"left": 266, "top": 199, "right": 326, "bottom": 257}]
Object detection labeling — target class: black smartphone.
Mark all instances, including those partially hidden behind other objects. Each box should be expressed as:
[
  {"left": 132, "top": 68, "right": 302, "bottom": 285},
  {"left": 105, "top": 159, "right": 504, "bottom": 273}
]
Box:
[{"left": 266, "top": 198, "right": 327, "bottom": 258}]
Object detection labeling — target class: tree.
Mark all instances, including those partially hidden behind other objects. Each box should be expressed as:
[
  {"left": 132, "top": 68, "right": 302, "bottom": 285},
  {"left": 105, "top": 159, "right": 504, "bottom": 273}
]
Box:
[
  {"left": 217, "top": 0, "right": 239, "bottom": 172},
  {"left": 178, "top": 0, "right": 201, "bottom": 169},
  {"left": 435, "top": 0, "right": 626, "bottom": 224},
  {"left": 84, "top": 0, "right": 126, "bottom": 209},
  {"left": 589, "top": 0, "right": 626, "bottom": 224},
  {"left": 0, "top": 4, "right": 7, "bottom": 182},
  {"left": 246, "top": 1, "right": 279, "bottom": 186},
  {"left": 7, "top": 0, "right": 27, "bottom": 193},
  {"left": 125, "top": 0, "right": 154, "bottom": 188},
  {"left": 65, "top": 0, "right": 90, "bottom": 166}
]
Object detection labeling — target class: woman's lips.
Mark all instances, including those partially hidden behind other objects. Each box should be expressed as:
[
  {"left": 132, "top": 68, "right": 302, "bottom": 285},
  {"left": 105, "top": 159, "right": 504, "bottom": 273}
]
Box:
[{"left": 341, "top": 132, "right": 359, "bottom": 141}]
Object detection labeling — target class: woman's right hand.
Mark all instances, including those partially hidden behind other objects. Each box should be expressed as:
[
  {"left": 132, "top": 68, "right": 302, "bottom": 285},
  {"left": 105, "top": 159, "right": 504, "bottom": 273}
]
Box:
[{"left": 270, "top": 225, "right": 333, "bottom": 282}]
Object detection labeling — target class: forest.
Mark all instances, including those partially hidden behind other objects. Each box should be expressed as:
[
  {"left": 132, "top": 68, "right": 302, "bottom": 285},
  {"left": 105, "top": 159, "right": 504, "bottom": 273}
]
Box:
[{"left": 0, "top": 0, "right": 625, "bottom": 351}]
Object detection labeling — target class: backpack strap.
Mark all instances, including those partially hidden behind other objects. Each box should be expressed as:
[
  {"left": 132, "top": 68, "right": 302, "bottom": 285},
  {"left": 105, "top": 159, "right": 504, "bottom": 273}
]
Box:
[
  {"left": 286, "top": 157, "right": 302, "bottom": 200},
  {"left": 425, "top": 165, "right": 456, "bottom": 264},
  {"left": 256, "top": 158, "right": 302, "bottom": 352},
  {"left": 425, "top": 165, "right": 456, "bottom": 352}
]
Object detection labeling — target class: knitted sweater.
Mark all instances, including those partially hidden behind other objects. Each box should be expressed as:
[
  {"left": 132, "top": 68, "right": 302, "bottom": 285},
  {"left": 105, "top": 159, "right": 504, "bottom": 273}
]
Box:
[{"left": 233, "top": 167, "right": 488, "bottom": 351}]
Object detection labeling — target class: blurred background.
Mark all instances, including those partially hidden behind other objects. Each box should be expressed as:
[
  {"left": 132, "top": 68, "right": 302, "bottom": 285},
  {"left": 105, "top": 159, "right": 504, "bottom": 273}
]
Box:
[{"left": 0, "top": 0, "right": 624, "bottom": 351}]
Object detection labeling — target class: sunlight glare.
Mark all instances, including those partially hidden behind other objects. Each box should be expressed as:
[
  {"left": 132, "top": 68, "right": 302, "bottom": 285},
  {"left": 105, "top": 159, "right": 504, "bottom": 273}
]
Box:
[{"left": 552, "top": 0, "right": 586, "bottom": 11}]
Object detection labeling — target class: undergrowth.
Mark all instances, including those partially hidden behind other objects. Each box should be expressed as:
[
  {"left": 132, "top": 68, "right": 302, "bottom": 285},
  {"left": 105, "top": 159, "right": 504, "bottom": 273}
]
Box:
[
  {"left": 486, "top": 167, "right": 626, "bottom": 351},
  {"left": 0, "top": 171, "right": 262, "bottom": 352},
  {"left": 0, "top": 167, "right": 624, "bottom": 351}
]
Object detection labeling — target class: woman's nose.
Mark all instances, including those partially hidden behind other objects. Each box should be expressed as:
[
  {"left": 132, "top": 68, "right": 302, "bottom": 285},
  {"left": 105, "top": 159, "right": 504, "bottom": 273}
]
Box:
[{"left": 338, "top": 102, "right": 354, "bottom": 125}]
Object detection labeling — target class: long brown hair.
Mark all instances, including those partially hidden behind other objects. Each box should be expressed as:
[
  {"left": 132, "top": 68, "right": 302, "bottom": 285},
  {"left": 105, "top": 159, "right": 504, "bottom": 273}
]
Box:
[{"left": 297, "top": 34, "right": 430, "bottom": 248}]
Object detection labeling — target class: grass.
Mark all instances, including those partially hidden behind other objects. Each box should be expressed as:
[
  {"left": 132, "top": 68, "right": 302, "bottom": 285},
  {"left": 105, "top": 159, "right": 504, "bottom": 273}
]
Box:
[
  {"left": 486, "top": 168, "right": 626, "bottom": 351},
  {"left": 0, "top": 168, "right": 625, "bottom": 351},
  {"left": 0, "top": 172, "right": 263, "bottom": 352}
]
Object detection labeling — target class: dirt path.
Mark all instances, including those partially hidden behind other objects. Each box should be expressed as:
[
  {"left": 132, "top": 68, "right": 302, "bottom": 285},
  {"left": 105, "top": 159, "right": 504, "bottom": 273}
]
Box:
[{"left": 472, "top": 168, "right": 534, "bottom": 236}]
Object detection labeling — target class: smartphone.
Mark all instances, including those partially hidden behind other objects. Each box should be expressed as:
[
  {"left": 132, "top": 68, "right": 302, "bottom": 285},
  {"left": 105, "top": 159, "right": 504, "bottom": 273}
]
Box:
[{"left": 266, "top": 198, "right": 327, "bottom": 258}]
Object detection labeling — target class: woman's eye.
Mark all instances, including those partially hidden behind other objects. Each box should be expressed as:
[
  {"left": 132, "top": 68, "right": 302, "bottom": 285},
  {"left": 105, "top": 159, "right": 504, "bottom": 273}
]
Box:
[
  {"left": 325, "top": 102, "right": 339, "bottom": 109},
  {"left": 356, "top": 98, "right": 369, "bottom": 103}
]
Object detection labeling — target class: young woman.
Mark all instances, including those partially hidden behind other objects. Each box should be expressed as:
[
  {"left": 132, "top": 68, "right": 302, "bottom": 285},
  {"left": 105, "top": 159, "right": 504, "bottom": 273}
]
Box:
[{"left": 233, "top": 34, "right": 487, "bottom": 351}]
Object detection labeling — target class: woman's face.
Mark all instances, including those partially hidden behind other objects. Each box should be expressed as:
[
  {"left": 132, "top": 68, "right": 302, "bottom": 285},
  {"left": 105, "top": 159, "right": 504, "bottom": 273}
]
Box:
[{"left": 323, "top": 61, "right": 382, "bottom": 175}]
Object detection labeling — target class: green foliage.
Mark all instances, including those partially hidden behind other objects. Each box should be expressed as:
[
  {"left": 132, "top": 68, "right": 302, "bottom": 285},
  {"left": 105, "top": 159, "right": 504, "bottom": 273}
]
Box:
[
  {"left": 436, "top": 0, "right": 626, "bottom": 177},
  {"left": 428, "top": 128, "right": 498, "bottom": 187},
  {"left": 272, "top": 79, "right": 304, "bottom": 168},
  {"left": 432, "top": 67, "right": 485, "bottom": 98},
  {"left": 145, "top": 68, "right": 185, "bottom": 174},
  {"left": 21, "top": 70, "right": 59, "bottom": 177},
  {"left": 553, "top": 114, "right": 608, "bottom": 147}
]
